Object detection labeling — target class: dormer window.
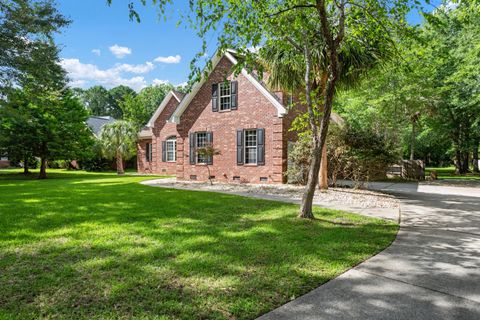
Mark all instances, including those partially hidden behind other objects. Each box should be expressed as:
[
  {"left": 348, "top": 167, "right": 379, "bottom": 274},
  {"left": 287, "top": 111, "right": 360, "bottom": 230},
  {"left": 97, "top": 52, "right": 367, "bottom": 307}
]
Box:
[{"left": 212, "top": 81, "right": 238, "bottom": 112}]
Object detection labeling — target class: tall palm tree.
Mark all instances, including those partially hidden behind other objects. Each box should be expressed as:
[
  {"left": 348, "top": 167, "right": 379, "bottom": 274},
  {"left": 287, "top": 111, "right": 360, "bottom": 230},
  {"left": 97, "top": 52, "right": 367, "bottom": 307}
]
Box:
[
  {"left": 258, "top": 39, "right": 389, "bottom": 190},
  {"left": 99, "top": 120, "right": 137, "bottom": 175}
]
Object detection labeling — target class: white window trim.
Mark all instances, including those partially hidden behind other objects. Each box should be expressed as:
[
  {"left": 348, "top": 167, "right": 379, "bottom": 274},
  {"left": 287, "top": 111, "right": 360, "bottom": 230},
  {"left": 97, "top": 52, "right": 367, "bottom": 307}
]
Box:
[
  {"left": 166, "top": 137, "right": 176, "bottom": 162},
  {"left": 219, "top": 82, "right": 231, "bottom": 111},
  {"left": 196, "top": 132, "right": 208, "bottom": 164},
  {"left": 244, "top": 129, "right": 258, "bottom": 165}
]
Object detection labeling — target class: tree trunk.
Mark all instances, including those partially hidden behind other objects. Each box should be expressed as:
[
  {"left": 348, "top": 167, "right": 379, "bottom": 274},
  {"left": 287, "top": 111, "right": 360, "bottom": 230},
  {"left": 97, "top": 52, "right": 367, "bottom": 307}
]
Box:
[
  {"left": 410, "top": 121, "right": 416, "bottom": 161},
  {"left": 456, "top": 150, "right": 470, "bottom": 174},
  {"left": 319, "top": 143, "right": 328, "bottom": 190},
  {"left": 207, "top": 165, "right": 213, "bottom": 185},
  {"left": 473, "top": 139, "right": 479, "bottom": 173},
  {"left": 300, "top": 142, "right": 321, "bottom": 219},
  {"left": 318, "top": 71, "right": 329, "bottom": 191},
  {"left": 116, "top": 151, "right": 124, "bottom": 175},
  {"left": 462, "top": 151, "right": 470, "bottom": 174},
  {"left": 23, "top": 154, "right": 29, "bottom": 175},
  {"left": 300, "top": 0, "right": 341, "bottom": 219},
  {"left": 38, "top": 157, "right": 47, "bottom": 179}
]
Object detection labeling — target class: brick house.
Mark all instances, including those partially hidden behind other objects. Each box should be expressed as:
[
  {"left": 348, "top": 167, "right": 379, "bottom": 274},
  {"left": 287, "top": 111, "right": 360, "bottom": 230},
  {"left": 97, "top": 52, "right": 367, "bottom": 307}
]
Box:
[
  {"left": 138, "top": 90, "right": 185, "bottom": 175},
  {"left": 0, "top": 156, "right": 9, "bottom": 169},
  {"left": 137, "top": 50, "right": 303, "bottom": 183}
]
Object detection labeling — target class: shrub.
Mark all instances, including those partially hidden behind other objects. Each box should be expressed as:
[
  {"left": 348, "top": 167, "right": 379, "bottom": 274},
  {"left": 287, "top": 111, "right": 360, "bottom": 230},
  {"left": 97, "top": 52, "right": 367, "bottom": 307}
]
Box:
[
  {"left": 287, "top": 124, "right": 400, "bottom": 186},
  {"left": 328, "top": 125, "right": 400, "bottom": 186}
]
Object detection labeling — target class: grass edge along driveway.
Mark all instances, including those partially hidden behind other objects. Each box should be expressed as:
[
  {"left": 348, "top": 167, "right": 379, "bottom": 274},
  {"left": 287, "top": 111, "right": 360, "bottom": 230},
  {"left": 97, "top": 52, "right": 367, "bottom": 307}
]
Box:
[{"left": 0, "top": 170, "right": 398, "bottom": 320}]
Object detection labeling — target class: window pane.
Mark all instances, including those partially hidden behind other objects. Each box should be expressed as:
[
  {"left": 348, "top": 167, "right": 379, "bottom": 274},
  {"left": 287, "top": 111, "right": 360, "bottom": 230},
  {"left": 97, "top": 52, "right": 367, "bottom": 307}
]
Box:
[
  {"left": 196, "top": 132, "right": 207, "bottom": 163},
  {"left": 166, "top": 138, "right": 176, "bottom": 162},
  {"left": 219, "top": 82, "right": 231, "bottom": 111},
  {"left": 244, "top": 130, "right": 257, "bottom": 164}
]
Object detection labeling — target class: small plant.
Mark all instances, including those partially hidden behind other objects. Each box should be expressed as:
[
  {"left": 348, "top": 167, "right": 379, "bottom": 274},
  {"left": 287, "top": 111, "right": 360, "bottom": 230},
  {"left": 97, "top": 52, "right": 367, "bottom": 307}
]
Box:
[{"left": 196, "top": 143, "right": 221, "bottom": 185}]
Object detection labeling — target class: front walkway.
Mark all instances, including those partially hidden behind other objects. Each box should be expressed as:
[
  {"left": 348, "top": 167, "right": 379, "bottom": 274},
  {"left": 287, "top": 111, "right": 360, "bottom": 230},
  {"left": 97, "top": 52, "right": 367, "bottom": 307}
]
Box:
[{"left": 259, "top": 182, "right": 480, "bottom": 319}]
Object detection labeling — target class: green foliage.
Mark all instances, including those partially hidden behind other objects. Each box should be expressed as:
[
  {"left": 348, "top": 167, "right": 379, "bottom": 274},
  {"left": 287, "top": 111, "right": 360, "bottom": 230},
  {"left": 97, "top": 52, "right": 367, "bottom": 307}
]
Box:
[
  {"left": 0, "top": 88, "right": 94, "bottom": 178},
  {"left": 98, "top": 120, "right": 137, "bottom": 161},
  {"left": 0, "top": 170, "right": 398, "bottom": 319},
  {"left": 120, "top": 83, "right": 174, "bottom": 129},
  {"left": 329, "top": 125, "right": 400, "bottom": 183},
  {"left": 336, "top": 1, "right": 480, "bottom": 173},
  {"left": 286, "top": 134, "right": 313, "bottom": 184},
  {"left": 287, "top": 124, "right": 400, "bottom": 185},
  {"left": 0, "top": 0, "right": 70, "bottom": 92},
  {"left": 108, "top": 85, "right": 136, "bottom": 118}
]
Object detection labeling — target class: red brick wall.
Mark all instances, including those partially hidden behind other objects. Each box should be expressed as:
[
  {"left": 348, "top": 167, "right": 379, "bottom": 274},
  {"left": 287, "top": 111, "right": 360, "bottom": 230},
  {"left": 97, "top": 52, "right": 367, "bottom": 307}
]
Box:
[
  {"left": 177, "top": 56, "right": 286, "bottom": 184},
  {"left": 137, "top": 139, "right": 152, "bottom": 173},
  {"left": 0, "top": 160, "right": 10, "bottom": 169},
  {"left": 137, "top": 95, "right": 179, "bottom": 175}
]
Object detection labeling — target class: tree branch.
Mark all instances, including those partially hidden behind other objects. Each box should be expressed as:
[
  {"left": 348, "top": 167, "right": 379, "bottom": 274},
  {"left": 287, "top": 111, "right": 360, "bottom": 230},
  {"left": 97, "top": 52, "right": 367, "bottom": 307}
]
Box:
[
  {"left": 267, "top": 4, "right": 316, "bottom": 18},
  {"left": 284, "top": 36, "right": 303, "bottom": 53}
]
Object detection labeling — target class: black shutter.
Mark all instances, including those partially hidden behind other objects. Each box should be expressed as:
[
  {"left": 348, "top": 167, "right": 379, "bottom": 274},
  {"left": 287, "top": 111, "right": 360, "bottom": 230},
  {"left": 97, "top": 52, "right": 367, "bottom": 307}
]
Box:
[
  {"left": 206, "top": 131, "right": 213, "bottom": 165},
  {"left": 162, "top": 141, "right": 166, "bottom": 162},
  {"left": 189, "top": 132, "right": 196, "bottom": 165},
  {"left": 237, "top": 130, "right": 244, "bottom": 165},
  {"left": 231, "top": 81, "right": 238, "bottom": 110},
  {"left": 257, "top": 128, "right": 265, "bottom": 165},
  {"left": 212, "top": 83, "right": 219, "bottom": 112}
]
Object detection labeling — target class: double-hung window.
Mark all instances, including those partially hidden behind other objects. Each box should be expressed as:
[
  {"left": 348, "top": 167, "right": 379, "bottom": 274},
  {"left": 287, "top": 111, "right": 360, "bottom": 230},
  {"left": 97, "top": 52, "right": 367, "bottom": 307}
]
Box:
[
  {"left": 212, "top": 81, "right": 237, "bottom": 112},
  {"left": 196, "top": 132, "right": 207, "bottom": 164},
  {"left": 237, "top": 128, "right": 265, "bottom": 166},
  {"left": 244, "top": 130, "right": 258, "bottom": 164},
  {"left": 219, "top": 82, "right": 231, "bottom": 111},
  {"left": 166, "top": 137, "right": 176, "bottom": 162}
]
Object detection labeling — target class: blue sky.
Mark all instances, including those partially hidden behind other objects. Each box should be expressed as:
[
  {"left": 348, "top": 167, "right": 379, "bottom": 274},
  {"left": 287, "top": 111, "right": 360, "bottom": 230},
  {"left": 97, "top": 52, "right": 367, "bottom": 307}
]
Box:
[
  {"left": 56, "top": 0, "right": 432, "bottom": 92},
  {"left": 56, "top": 0, "right": 207, "bottom": 91}
]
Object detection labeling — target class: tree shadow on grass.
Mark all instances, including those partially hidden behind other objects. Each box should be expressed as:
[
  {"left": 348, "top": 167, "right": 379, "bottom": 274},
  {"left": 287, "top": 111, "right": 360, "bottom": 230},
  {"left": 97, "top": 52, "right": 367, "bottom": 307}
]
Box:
[{"left": 0, "top": 173, "right": 397, "bottom": 319}]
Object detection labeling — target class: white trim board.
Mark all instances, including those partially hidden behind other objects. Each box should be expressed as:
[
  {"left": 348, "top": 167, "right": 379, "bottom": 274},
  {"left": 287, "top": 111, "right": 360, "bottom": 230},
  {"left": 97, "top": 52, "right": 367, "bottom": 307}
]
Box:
[
  {"left": 169, "top": 51, "right": 287, "bottom": 124},
  {"left": 146, "top": 91, "right": 181, "bottom": 128}
]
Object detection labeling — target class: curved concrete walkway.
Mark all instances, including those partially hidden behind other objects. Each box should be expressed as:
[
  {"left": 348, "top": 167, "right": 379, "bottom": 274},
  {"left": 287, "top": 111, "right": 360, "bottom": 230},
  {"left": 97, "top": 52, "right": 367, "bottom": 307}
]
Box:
[{"left": 258, "top": 182, "right": 480, "bottom": 319}]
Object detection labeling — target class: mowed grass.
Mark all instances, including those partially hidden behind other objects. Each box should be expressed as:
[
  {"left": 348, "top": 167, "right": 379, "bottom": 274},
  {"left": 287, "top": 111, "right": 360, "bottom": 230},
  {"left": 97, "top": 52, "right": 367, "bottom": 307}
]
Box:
[
  {"left": 426, "top": 166, "right": 480, "bottom": 180},
  {"left": 0, "top": 170, "right": 398, "bottom": 320}
]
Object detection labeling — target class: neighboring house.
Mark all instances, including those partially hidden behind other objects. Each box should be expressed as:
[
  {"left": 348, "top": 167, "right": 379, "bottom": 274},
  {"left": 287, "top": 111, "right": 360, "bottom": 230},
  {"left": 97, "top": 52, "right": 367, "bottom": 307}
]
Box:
[
  {"left": 86, "top": 116, "right": 116, "bottom": 137},
  {"left": 0, "top": 156, "right": 9, "bottom": 169},
  {"left": 137, "top": 50, "right": 303, "bottom": 183}
]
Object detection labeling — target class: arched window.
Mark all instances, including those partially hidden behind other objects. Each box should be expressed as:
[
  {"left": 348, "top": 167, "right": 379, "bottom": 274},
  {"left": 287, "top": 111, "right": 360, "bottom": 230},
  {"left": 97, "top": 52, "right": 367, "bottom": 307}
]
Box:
[{"left": 166, "top": 136, "right": 176, "bottom": 162}]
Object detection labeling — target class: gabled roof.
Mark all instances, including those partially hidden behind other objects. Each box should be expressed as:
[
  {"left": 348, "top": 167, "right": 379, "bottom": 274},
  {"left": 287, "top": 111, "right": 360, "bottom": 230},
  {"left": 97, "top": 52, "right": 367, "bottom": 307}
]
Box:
[
  {"left": 169, "top": 50, "right": 287, "bottom": 124},
  {"left": 87, "top": 116, "right": 116, "bottom": 137},
  {"left": 146, "top": 90, "right": 183, "bottom": 128}
]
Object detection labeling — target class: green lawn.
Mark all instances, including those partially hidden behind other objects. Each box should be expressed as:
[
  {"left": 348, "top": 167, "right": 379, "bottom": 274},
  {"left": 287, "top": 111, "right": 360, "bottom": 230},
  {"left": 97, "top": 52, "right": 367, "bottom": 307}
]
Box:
[
  {"left": 0, "top": 170, "right": 398, "bottom": 320},
  {"left": 425, "top": 166, "right": 480, "bottom": 180}
]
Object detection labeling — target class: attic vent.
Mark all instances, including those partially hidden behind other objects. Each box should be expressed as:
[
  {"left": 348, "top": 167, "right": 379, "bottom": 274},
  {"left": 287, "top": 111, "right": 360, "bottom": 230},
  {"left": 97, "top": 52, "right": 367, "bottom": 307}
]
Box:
[{"left": 190, "top": 175, "right": 197, "bottom": 180}]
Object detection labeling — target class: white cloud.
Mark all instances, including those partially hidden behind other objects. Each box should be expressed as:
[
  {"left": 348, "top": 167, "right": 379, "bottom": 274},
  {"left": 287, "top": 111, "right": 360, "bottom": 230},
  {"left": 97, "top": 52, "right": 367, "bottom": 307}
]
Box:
[
  {"left": 69, "top": 79, "right": 87, "bottom": 88},
  {"left": 109, "top": 44, "right": 132, "bottom": 58},
  {"left": 152, "top": 79, "right": 169, "bottom": 86},
  {"left": 60, "top": 58, "right": 148, "bottom": 91},
  {"left": 92, "top": 49, "right": 101, "bottom": 56},
  {"left": 154, "top": 54, "right": 181, "bottom": 64},
  {"left": 115, "top": 62, "right": 155, "bottom": 74}
]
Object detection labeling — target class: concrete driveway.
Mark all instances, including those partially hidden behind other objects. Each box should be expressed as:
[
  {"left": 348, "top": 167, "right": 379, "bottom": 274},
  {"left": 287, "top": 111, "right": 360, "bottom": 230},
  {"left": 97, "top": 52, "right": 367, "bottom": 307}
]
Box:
[{"left": 259, "top": 182, "right": 480, "bottom": 319}]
